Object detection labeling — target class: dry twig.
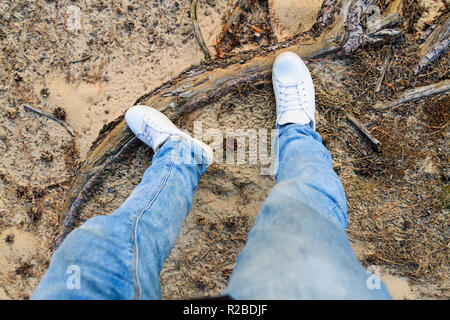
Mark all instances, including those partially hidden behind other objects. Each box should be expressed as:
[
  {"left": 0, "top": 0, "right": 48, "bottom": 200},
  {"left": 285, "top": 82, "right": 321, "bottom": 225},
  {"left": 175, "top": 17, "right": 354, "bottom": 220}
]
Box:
[
  {"left": 346, "top": 112, "right": 381, "bottom": 152},
  {"left": 23, "top": 104, "right": 75, "bottom": 137},
  {"left": 190, "top": 0, "right": 211, "bottom": 61},
  {"left": 375, "top": 51, "right": 391, "bottom": 93}
]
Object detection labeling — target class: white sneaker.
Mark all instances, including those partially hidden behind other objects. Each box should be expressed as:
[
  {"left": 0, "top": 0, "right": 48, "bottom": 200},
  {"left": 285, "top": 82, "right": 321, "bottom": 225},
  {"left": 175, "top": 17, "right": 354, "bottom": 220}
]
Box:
[
  {"left": 272, "top": 52, "right": 316, "bottom": 129},
  {"left": 125, "top": 105, "right": 213, "bottom": 163}
]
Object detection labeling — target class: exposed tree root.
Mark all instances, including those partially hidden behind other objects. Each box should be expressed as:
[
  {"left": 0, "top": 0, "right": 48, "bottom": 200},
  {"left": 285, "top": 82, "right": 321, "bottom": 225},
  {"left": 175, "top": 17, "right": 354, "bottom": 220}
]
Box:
[
  {"left": 54, "top": 0, "right": 404, "bottom": 249},
  {"left": 373, "top": 79, "right": 450, "bottom": 112}
]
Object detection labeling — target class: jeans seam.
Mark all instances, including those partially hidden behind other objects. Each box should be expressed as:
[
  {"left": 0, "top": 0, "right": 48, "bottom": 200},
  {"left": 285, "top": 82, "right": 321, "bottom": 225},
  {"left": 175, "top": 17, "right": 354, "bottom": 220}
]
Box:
[{"left": 131, "top": 142, "right": 178, "bottom": 300}]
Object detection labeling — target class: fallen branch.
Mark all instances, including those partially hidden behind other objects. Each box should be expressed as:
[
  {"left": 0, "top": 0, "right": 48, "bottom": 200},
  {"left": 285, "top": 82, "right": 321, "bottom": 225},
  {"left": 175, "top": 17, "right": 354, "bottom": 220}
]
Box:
[
  {"left": 54, "top": 0, "right": 404, "bottom": 249},
  {"left": 23, "top": 104, "right": 75, "bottom": 137},
  {"left": 346, "top": 112, "right": 381, "bottom": 152},
  {"left": 373, "top": 79, "right": 450, "bottom": 112},
  {"left": 375, "top": 50, "right": 391, "bottom": 93},
  {"left": 415, "top": 15, "right": 450, "bottom": 75},
  {"left": 191, "top": 0, "right": 211, "bottom": 61}
]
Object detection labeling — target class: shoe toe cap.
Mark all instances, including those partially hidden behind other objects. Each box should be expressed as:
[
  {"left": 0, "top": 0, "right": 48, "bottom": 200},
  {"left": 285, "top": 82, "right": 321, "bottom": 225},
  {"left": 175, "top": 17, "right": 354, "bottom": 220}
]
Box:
[
  {"left": 273, "top": 52, "right": 309, "bottom": 83},
  {"left": 125, "top": 105, "right": 149, "bottom": 134}
]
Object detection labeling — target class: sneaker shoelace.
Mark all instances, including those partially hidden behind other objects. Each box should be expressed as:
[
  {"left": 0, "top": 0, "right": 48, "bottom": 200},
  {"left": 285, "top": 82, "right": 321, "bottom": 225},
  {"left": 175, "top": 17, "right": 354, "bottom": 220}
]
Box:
[
  {"left": 139, "top": 114, "right": 212, "bottom": 162},
  {"left": 140, "top": 118, "right": 166, "bottom": 147},
  {"left": 277, "top": 82, "right": 307, "bottom": 113}
]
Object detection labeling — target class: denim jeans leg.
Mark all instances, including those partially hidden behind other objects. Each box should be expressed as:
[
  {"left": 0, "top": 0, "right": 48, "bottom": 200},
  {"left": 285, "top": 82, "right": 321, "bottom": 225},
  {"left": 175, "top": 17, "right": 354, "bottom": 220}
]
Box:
[
  {"left": 32, "top": 137, "right": 210, "bottom": 299},
  {"left": 224, "top": 123, "right": 392, "bottom": 299}
]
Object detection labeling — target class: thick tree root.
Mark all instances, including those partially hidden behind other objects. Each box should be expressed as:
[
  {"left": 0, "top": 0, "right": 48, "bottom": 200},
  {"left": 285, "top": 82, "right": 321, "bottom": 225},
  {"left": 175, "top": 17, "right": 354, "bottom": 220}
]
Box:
[
  {"left": 54, "top": 136, "right": 137, "bottom": 248},
  {"left": 53, "top": 0, "right": 403, "bottom": 249}
]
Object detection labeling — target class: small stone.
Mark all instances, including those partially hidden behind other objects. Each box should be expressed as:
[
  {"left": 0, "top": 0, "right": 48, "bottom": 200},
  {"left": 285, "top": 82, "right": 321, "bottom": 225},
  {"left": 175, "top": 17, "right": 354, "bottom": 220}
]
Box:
[{"left": 5, "top": 234, "right": 14, "bottom": 244}]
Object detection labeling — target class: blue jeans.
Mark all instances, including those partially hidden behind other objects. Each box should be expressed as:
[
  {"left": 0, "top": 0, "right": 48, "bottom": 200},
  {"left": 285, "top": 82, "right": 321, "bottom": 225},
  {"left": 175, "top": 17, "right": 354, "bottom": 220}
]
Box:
[{"left": 32, "top": 124, "right": 391, "bottom": 299}]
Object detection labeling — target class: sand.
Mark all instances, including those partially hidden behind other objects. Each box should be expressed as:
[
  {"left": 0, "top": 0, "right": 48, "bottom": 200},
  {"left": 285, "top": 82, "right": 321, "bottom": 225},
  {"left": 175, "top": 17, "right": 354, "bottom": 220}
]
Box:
[{"left": 269, "top": 0, "right": 323, "bottom": 41}]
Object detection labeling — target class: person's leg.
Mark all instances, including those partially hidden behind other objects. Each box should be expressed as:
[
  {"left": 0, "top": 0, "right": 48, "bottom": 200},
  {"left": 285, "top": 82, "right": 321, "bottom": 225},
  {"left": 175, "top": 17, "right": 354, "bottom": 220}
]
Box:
[
  {"left": 32, "top": 114, "right": 211, "bottom": 299},
  {"left": 224, "top": 124, "right": 391, "bottom": 299},
  {"left": 224, "top": 52, "right": 391, "bottom": 299}
]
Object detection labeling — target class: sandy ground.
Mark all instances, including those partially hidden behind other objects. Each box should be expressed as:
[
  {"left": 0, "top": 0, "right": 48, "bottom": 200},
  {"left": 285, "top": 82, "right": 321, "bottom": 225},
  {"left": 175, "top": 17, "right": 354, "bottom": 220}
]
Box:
[
  {"left": 269, "top": 0, "right": 323, "bottom": 41},
  {"left": 0, "top": 0, "right": 448, "bottom": 299}
]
